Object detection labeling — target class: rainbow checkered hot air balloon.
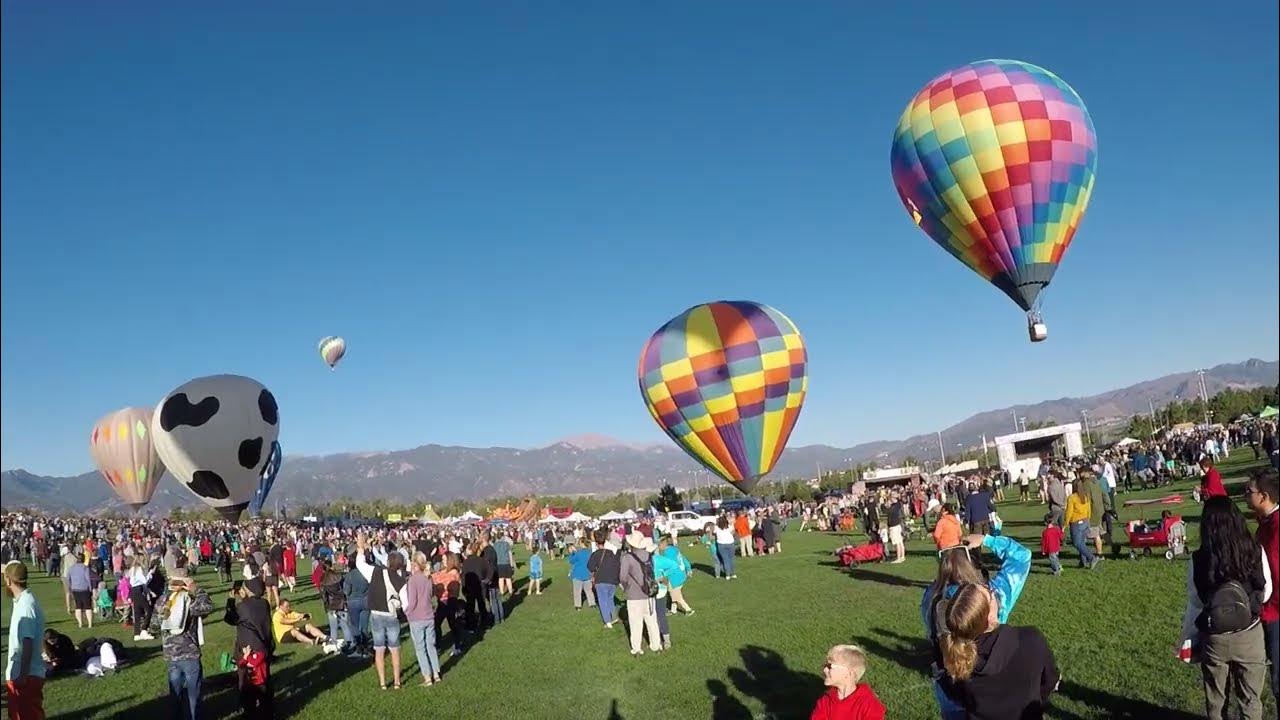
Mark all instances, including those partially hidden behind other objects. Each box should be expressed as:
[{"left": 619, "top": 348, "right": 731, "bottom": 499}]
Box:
[
  {"left": 89, "top": 407, "right": 167, "bottom": 512},
  {"left": 890, "top": 59, "right": 1097, "bottom": 339},
  {"left": 638, "top": 301, "right": 807, "bottom": 495}
]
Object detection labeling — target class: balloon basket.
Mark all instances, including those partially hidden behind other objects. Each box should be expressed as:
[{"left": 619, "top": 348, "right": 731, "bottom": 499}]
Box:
[{"left": 1028, "top": 320, "right": 1048, "bottom": 343}]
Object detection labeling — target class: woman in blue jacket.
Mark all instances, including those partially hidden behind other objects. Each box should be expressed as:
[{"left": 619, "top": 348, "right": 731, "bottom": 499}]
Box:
[{"left": 921, "top": 533, "right": 1031, "bottom": 720}]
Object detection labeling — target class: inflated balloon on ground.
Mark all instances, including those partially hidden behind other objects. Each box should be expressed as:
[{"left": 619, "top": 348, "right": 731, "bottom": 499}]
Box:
[
  {"left": 89, "top": 407, "right": 166, "bottom": 512},
  {"left": 152, "top": 374, "right": 281, "bottom": 523}
]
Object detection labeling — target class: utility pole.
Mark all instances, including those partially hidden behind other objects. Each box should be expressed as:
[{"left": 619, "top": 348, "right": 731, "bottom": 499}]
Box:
[
  {"left": 1018, "top": 416, "right": 1028, "bottom": 433},
  {"left": 1196, "top": 369, "right": 1211, "bottom": 426},
  {"left": 936, "top": 431, "right": 947, "bottom": 465},
  {"left": 1012, "top": 410, "right": 1019, "bottom": 432},
  {"left": 1081, "top": 410, "right": 1092, "bottom": 445},
  {"left": 1148, "top": 399, "right": 1158, "bottom": 436}
]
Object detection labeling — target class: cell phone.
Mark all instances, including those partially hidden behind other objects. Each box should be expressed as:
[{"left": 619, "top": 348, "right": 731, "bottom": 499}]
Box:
[{"left": 232, "top": 580, "right": 244, "bottom": 593}]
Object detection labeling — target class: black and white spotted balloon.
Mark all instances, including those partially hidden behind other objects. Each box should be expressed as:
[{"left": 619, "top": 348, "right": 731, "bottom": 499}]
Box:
[{"left": 152, "top": 374, "right": 280, "bottom": 523}]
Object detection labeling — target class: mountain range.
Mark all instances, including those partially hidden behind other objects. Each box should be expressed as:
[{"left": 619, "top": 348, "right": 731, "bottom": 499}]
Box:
[{"left": 3, "top": 358, "right": 1275, "bottom": 515}]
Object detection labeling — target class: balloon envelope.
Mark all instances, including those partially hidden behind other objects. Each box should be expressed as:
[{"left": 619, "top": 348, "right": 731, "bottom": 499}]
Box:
[
  {"left": 249, "top": 441, "right": 282, "bottom": 518},
  {"left": 152, "top": 374, "right": 281, "bottom": 523},
  {"left": 890, "top": 59, "right": 1097, "bottom": 311},
  {"left": 89, "top": 407, "right": 166, "bottom": 511},
  {"left": 638, "top": 301, "right": 807, "bottom": 494},
  {"left": 318, "top": 336, "right": 346, "bottom": 369}
]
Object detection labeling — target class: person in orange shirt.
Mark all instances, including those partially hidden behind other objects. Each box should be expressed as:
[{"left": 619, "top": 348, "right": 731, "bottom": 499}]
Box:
[
  {"left": 734, "top": 513, "right": 753, "bottom": 558},
  {"left": 932, "top": 505, "right": 963, "bottom": 550}
]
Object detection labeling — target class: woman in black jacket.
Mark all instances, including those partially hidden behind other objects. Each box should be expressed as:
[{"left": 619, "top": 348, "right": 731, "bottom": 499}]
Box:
[
  {"left": 1179, "top": 496, "right": 1271, "bottom": 720},
  {"left": 938, "top": 582, "right": 1059, "bottom": 719}
]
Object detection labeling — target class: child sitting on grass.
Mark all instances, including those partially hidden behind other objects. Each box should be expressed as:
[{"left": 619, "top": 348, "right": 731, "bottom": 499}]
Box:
[
  {"left": 1040, "top": 514, "right": 1063, "bottom": 577},
  {"left": 810, "top": 644, "right": 885, "bottom": 720}
]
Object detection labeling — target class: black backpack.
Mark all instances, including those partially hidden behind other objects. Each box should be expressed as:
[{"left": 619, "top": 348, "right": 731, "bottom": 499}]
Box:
[
  {"left": 1199, "top": 580, "right": 1255, "bottom": 635},
  {"left": 629, "top": 551, "right": 658, "bottom": 598}
]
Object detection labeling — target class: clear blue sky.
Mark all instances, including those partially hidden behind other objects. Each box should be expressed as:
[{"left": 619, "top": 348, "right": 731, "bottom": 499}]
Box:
[{"left": 3, "top": 2, "right": 1277, "bottom": 476}]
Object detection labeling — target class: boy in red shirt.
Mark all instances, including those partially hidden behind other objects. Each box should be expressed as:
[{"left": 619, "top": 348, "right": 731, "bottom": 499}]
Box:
[
  {"left": 1199, "top": 457, "right": 1227, "bottom": 499},
  {"left": 810, "top": 644, "right": 885, "bottom": 720},
  {"left": 1041, "top": 513, "right": 1064, "bottom": 577}
]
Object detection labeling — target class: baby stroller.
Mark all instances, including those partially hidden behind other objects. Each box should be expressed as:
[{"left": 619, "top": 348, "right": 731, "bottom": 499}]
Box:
[{"left": 1123, "top": 496, "right": 1186, "bottom": 560}]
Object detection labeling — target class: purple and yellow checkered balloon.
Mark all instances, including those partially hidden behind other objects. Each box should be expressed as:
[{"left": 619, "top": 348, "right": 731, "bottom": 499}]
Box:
[
  {"left": 638, "top": 301, "right": 807, "bottom": 495},
  {"left": 891, "top": 59, "right": 1098, "bottom": 312}
]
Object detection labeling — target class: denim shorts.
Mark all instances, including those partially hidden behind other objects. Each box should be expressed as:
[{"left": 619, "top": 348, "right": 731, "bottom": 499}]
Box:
[{"left": 369, "top": 613, "right": 401, "bottom": 649}]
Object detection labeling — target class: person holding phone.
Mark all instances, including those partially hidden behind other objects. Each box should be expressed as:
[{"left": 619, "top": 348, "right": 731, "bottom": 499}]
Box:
[{"left": 271, "top": 599, "right": 329, "bottom": 647}]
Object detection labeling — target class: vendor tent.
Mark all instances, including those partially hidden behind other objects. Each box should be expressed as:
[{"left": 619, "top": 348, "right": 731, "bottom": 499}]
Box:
[
  {"left": 1113, "top": 437, "right": 1141, "bottom": 448},
  {"left": 1259, "top": 405, "right": 1278, "bottom": 419},
  {"left": 598, "top": 511, "right": 627, "bottom": 521}
]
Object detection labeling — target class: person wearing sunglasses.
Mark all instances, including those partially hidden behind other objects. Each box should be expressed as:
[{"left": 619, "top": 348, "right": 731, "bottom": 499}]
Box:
[
  {"left": 810, "top": 644, "right": 885, "bottom": 720},
  {"left": 1243, "top": 470, "right": 1278, "bottom": 696}
]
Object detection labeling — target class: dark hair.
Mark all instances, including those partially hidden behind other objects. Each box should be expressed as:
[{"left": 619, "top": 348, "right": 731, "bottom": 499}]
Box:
[
  {"left": 1251, "top": 470, "right": 1278, "bottom": 504},
  {"left": 1043, "top": 513, "right": 1054, "bottom": 525},
  {"left": 1198, "top": 496, "right": 1260, "bottom": 587}
]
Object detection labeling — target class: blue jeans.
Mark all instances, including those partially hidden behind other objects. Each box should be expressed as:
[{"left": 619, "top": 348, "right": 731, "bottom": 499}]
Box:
[
  {"left": 709, "top": 545, "right": 723, "bottom": 577},
  {"left": 327, "top": 610, "right": 352, "bottom": 645},
  {"left": 347, "top": 597, "right": 368, "bottom": 646},
  {"left": 717, "top": 544, "right": 736, "bottom": 576},
  {"left": 1048, "top": 552, "right": 1060, "bottom": 574},
  {"left": 167, "top": 658, "right": 202, "bottom": 720},
  {"left": 369, "top": 612, "right": 401, "bottom": 649},
  {"left": 1070, "top": 522, "right": 1095, "bottom": 566},
  {"left": 595, "top": 583, "right": 617, "bottom": 624},
  {"left": 408, "top": 620, "right": 441, "bottom": 678},
  {"left": 488, "top": 586, "right": 505, "bottom": 624}
]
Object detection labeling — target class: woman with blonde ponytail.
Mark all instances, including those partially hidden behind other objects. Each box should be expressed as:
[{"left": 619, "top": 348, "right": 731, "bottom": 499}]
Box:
[{"left": 937, "top": 583, "right": 1060, "bottom": 719}]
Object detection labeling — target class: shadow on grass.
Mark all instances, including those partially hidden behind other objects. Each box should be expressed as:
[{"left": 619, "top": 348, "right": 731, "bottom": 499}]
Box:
[
  {"left": 850, "top": 627, "right": 932, "bottom": 676},
  {"left": 1048, "top": 679, "right": 1201, "bottom": 720},
  {"left": 725, "top": 644, "right": 823, "bottom": 720},
  {"left": 848, "top": 568, "right": 930, "bottom": 589},
  {"left": 708, "top": 678, "right": 753, "bottom": 719}
]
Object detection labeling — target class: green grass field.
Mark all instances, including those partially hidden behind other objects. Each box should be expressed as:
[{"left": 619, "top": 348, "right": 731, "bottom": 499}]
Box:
[{"left": 3, "top": 453, "right": 1275, "bottom": 719}]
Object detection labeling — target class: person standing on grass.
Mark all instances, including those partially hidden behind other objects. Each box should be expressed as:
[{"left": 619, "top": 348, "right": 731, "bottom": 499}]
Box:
[
  {"left": 1243, "top": 470, "right": 1279, "bottom": 695},
  {"left": 404, "top": 552, "right": 442, "bottom": 687},
  {"left": 126, "top": 555, "right": 157, "bottom": 642},
  {"left": 1200, "top": 457, "right": 1228, "bottom": 500},
  {"left": 735, "top": 511, "right": 753, "bottom": 558},
  {"left": 922, "top": 533, "right": 1031, "bottom": 720},
  {"left": 1064, "top": 482, "right": 1098, "bottom": 570},
  {"left": 1081, "top": 472, "right": 1107, "bottom": 559},
  {"left": 700, "top": 523, "right": 723, "bottom": 578},
  {"left": 162, "top": 570, "right": 213, "bottom": 720},
  {"left": 1046, "top": 472, "right": 1067, "bottom": 528},
  {"left": 5, "top": 561, "right": 46, "bottom": 720},
  {"left": 493, "top": 532, "right": 515, "bottom": 598},
  {"left": 1179, "top": 496, "right": 1272, "bottom": 720},
  {"left": 67, "top": 553, "right": 93, "bottom": 629},
  {"left": 567, "top": 542, "right": 596, "bottom": 611},
  {"left": 1040, "top": 514, "right": 1064, "bottom": 577},
  {"left": 964, "top": 484, "right": 995, "bottom": 535},
  {"left": 932, "top": 505, "right": 963, "bottom": 551},
  {"left": 715, "top": 517, "right": 738, "bottom": 580},
  {"left": 886, "top": 494, "right": 906, "bottom": 565},
  {"left": 224, "top": 578, "right": 274, "bottom": 719},
  {"left": 587, "top": 531, "right": 621, "bottom": 627},
  {"left": 359, "top": 534, "right": 408, "bottom": 690},
  {"left": 655, "top": 537, "right": 693, "bottom": 615},
  {"left": 480, "top": 535, "right": 504, "bottom": 626},
  {"left": 619, "top": 531, "right": 662, "bottom": 656}
]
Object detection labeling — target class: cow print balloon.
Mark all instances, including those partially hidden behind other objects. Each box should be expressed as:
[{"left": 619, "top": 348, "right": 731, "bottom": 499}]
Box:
[{"left": 152, "top": 375, "right": 281, "bottom": 523}]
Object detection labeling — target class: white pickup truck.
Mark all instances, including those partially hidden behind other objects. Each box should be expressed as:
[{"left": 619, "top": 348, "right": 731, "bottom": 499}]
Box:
[{"left": 655, "top": 510, "right": 720, "bottom": 535}]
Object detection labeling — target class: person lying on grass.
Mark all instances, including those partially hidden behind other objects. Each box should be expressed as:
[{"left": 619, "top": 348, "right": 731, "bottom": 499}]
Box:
[{"left": 271, "top": 599, "right": 329, "bottom": 647}]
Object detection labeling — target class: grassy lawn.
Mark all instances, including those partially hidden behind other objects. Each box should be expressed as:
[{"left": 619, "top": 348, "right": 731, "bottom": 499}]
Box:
[{"left": 3, "top": 452, "right": 1275, "bottom": 719}]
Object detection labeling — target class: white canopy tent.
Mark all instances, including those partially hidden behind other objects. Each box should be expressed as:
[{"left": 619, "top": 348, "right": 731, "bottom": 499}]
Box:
[
  {"left": 621, "top": 509, "right": 638, "bottom": 520},
  {"left": 598, "top": 511, "right": 627, "bottom": 521},
  {"left": 1113, "top": 437, "right": 1141, "bottom": 448}
]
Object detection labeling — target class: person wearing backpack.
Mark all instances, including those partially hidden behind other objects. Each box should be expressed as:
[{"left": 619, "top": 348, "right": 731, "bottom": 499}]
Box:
[
  {"left": 1179, "top": 496, "right": 1273, "bottom": 720},
  {"left": 161, "top": 570, "right": 213, "bottom": 720},
  {"left": 619, "top": 531, "right": 662, "bottom": 656},
  {"left": 1243, "top": 469, "right": 1278, "bottom": 695}
]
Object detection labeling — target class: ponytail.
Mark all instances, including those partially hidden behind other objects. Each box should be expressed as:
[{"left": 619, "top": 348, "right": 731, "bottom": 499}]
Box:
[
  {"left": 938, "top": 582, "right": 993, "bottom": 682},
  {"left": 940, "top": 633, "right": 978, "bottom": 681}
]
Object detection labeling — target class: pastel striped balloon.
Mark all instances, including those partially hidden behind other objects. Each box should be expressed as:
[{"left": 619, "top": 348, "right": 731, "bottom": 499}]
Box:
[
  {"left": 89, "top": 406, "right": 166, "bottom": 511},
  {"left": 639, "top": 301, "right": 807, "bottom": 494},
  {"left": 318, "top": 336, "right": 346, "bottom": 369},
  {"left": 891, "top": 59, "right": 1097, "bottom": 312}
]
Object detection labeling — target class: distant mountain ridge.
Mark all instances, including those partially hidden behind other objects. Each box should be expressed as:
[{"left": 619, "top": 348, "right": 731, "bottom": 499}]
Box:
[{"left": 3, "top": 359, "right": 1274, "bottom": 515}]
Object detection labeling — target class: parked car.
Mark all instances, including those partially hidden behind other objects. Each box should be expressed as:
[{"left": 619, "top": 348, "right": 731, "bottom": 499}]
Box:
[{"left": 656, "top": 510, "right": 720, "bottom": 535}]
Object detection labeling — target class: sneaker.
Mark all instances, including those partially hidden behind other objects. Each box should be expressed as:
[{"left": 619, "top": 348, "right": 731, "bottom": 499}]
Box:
[
  {"left": 1089, "top": 557, "right": 1101, "bottom": 570},
  {"left": 684, "top": 609, "right": 695, "bottom": 616},
  {"left": 133, "top": 634, "right": 144, "bottom": 642},
  {"left": 138, "top": 631, "right": 155, "bottom": 640},
  {"left": 631, "top": 650, "right": 644, "bottom": 656}
]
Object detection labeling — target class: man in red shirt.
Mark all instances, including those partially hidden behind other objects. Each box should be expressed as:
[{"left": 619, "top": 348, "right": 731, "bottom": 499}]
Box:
[
  {"left": 1245, "top": 469, "right": 1278, "bottom": 695},
  {"left": 1199, "top": 458, "right": 1227, "bottom": 500}
]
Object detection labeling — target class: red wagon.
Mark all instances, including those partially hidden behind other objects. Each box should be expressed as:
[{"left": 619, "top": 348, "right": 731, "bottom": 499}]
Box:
[{"left": 1123, "top": 495, "right": 1187, "bottom": 560}]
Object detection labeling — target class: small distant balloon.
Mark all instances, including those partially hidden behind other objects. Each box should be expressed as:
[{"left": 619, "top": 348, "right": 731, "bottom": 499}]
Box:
[
  {"left": 318, "top": 336, "right": 346, "bottom": 370},
  {"left": 152, "top": 374, "right": 281, "bottom": 524},
  {"left": 89, "top": 407, "right": 166, "bottom": 512},
  {"left": 638, "top": 301, "right": 808, "bottom": 495}
]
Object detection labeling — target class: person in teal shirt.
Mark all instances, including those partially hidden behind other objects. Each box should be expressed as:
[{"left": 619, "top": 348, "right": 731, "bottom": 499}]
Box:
[
  {"left": 5, "top": 561, "right": 47, "bottom": 719},
  {"left": 656, "top": 537, "right": 694, "bottom": 614},
  {"left": 566, "top": 545, "right": 595, "bottom": 610},
  {"left": 527, "top": 552, "right": 544, "bottom": 596}
]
